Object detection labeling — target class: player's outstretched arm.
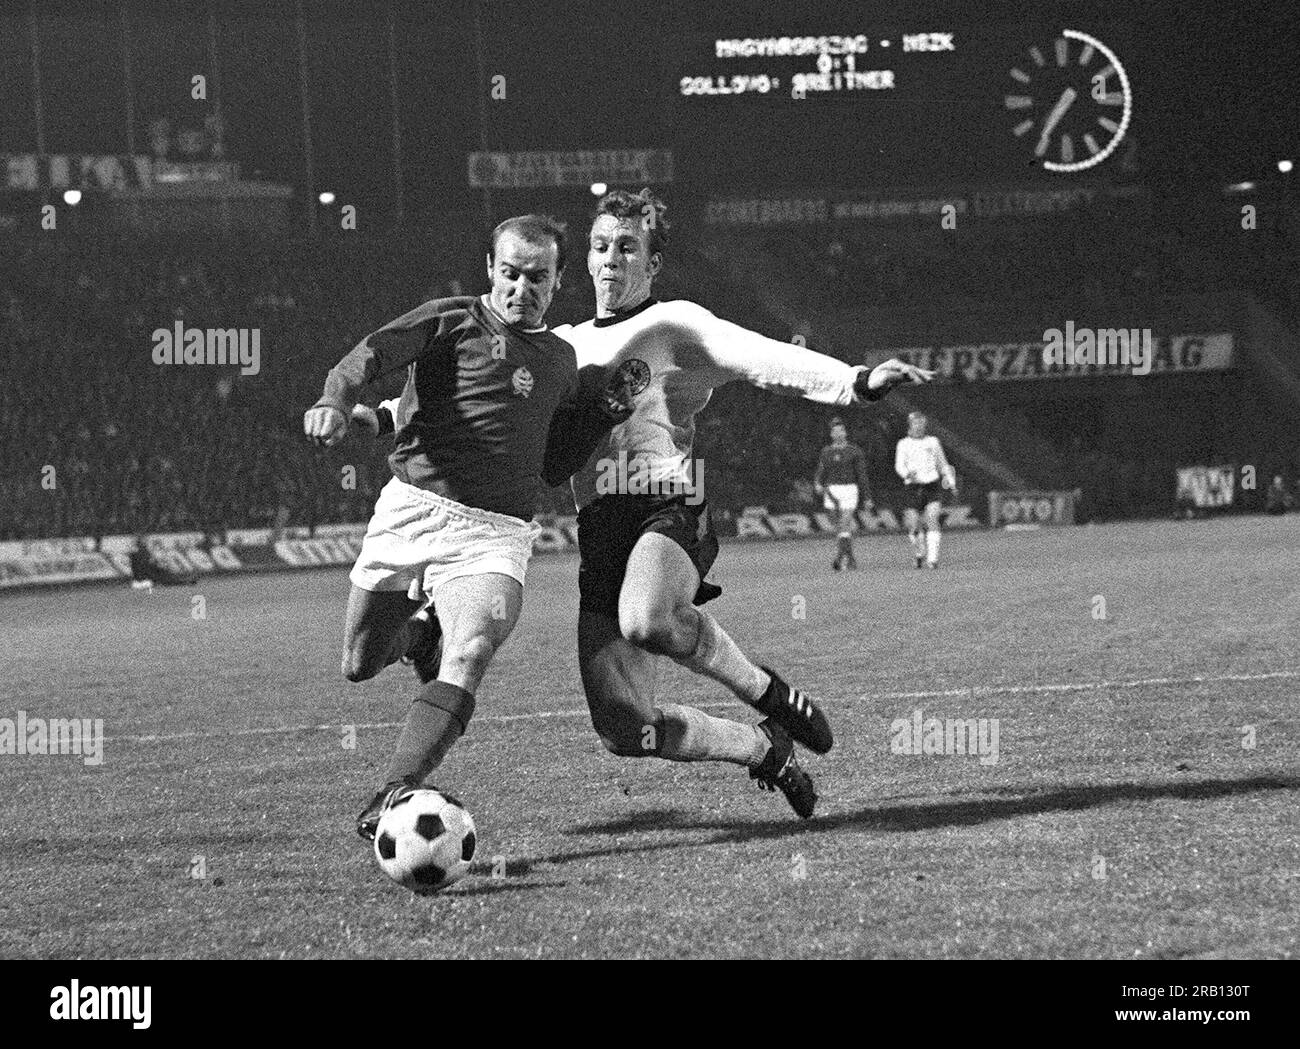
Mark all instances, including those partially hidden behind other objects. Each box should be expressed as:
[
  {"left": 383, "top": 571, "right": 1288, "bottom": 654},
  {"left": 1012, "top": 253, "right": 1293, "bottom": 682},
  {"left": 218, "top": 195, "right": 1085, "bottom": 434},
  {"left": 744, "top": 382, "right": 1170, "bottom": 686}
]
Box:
[
  {"left": 685, "top": 302, "right": 934, "bottom": 405},
  {"left": 540, "top": 364, "right": 636, "bottom": 487},
  {"left": 688, "top": 304, "right": 860, "bottom": 405},
  {"left": 855, "top": 358, "right": 936, "bottom": 401},
  {"left": 304, "top": 299, "right": 457, "bottom": 446}
]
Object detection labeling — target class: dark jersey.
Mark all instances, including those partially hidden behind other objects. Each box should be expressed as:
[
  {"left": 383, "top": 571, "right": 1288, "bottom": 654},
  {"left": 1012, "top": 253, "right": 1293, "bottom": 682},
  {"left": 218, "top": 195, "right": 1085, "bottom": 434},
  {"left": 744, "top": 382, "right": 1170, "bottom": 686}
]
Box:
[
  {"left": 815, "top": 442, "right": 869, "bottom": 489},
  {"left": 315, "top": 295, "right": 608, "bottom": 519}
]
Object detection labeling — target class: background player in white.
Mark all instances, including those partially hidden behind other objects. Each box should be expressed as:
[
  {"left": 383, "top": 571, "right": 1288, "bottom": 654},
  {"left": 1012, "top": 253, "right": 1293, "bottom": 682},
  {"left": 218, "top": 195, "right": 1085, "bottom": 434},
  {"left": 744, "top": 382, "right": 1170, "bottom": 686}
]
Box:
[
  {"left": 895, "top": 410, "right": 956, "bottom": 569},
  {"left": 556, "top": 189, "right": 932, "bottom": 818},
  {"left": 813, "top": 416, "right": 871, "bottom": 571}
]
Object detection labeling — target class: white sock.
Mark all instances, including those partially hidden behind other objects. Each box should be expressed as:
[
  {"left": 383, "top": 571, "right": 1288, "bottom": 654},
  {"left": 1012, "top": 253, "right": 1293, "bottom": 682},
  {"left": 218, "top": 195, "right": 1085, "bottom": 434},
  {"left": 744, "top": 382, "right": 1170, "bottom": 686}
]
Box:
[
  {"left": 926, "top": 529, "right": 941, "bottom": 564},
  {"left": 910, "top": 531, "right": 924, "bottom": 557},
  {"left": 657, "top": 704, "right": 770, "bottom": 767},
  {"left": 673, "top": 610, "right": 770, "bottom": 705}
]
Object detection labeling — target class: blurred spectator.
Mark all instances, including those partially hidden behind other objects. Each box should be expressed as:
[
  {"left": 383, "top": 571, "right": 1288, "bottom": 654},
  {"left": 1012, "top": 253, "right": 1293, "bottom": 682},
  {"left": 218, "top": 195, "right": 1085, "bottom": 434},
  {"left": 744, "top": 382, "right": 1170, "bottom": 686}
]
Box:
[{"left": 1266, "top": 475, "right": 1295, "bottom": 514}]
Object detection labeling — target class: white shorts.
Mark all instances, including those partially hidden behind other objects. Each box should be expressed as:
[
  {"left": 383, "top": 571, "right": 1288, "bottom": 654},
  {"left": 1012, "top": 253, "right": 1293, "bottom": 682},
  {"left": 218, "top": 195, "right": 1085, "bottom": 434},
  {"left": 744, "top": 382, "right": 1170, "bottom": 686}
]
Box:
[
  {"left": 823, "top": 484, "right": 860, "bottom": 512},
  {"left": 350, "top": 477, "right": 542, "bottom": 600}
]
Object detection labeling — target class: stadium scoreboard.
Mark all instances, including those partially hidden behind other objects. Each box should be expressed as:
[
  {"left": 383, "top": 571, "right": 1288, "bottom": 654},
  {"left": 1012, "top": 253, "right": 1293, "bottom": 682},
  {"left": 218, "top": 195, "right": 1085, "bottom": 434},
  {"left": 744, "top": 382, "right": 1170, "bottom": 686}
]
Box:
[
  {"left": 679, "top": 31, "right": 962, "bottom": 100},
  {"left": 672, "top": 24, "right": 1137, "bottom": 183}
]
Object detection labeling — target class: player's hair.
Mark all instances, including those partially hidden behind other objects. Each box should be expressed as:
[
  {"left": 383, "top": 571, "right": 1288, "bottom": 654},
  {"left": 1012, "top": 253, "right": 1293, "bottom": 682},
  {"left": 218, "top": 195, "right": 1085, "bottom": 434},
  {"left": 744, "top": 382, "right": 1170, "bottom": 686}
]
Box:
[
  {"left": 908, "top": 411, "right": 927, "bottom": 423},
  {"left": 829, "top": 416, "right": 846, "bottom": 432},
  {"left": 592, "top": 187, "right": 670, "bottom": 258},
  {"left": 489, "top": 213, "right": 568, "bottom": 274}
]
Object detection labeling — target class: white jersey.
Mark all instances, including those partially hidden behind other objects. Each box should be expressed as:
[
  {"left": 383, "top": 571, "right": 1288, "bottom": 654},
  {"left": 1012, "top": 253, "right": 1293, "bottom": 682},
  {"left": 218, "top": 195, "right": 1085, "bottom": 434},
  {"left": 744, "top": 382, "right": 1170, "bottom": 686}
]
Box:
[
  {"left": 895, "top": 435, "right": 952, "bottom": 485},
  {"left": 554, "top": 299, "right": 864, "bottom": 509}
]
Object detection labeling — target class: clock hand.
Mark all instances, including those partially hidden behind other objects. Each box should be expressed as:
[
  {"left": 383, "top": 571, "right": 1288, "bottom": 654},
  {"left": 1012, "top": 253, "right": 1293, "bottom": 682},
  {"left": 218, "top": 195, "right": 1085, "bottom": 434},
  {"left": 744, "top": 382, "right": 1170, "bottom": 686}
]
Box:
[{"left": 1035, "top": 86, "right": 1078, "bottom": 157}]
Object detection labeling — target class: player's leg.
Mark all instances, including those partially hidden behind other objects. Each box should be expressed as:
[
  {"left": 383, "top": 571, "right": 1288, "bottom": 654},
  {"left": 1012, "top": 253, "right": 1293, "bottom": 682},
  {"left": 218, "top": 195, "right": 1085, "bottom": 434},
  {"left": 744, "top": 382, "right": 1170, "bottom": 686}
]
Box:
[
  {"left": 386, "top": 571, "right": 521, "bottom": 781},
  {"left": 580, "top": 607, "right": 755, "bottom": 764},
  {"left": 825, "top": 491, "right": 846, "bottom": 571},
  {"left": 838, "top": 503, "right": 858, "bottom": 570},
  {"left": 619, "top": 529, "right": 834, "bottom": 754},
  {"left": 342, "top": 477, "right": 443, "bottom": 682},
  {"left": 923, "top": 498, "right": 943, "bottom": 568},
  {"left": 578, "top": 608, "right": 816, "bottom": 817},
  {"left": 359, "top": 572, "right": 522, "bottom": 839},
  {"left": 340, "top": 585, "right": 424, "bottom": 682},
  {"left": 903, "top": 504, "right": 924, "bottom": 568}
]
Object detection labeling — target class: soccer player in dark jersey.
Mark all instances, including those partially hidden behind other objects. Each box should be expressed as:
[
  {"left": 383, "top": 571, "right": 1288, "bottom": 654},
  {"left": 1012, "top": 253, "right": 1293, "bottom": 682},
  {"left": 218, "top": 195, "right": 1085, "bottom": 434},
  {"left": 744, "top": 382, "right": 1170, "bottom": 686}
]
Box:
[
  {"left": 814, "top": 417, "right": 871, "bottom": 571},
  {"left": 303, "top": 215, "right": 627, "bottom": 840}
]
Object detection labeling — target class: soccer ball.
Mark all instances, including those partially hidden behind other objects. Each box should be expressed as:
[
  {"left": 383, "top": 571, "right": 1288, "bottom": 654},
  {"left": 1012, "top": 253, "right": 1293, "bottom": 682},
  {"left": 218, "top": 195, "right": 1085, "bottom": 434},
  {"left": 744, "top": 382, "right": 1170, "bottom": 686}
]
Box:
[{"left": 373, "top": 788, "right": 477, "bottom": 894}]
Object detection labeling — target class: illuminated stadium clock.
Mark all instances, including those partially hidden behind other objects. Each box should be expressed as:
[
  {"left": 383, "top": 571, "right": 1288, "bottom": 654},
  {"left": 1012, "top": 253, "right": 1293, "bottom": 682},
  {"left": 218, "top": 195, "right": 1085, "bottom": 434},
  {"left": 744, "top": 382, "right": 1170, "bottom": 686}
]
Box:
[{"left": 1004, "top": 29, "right": 1132, "bottom": 173}]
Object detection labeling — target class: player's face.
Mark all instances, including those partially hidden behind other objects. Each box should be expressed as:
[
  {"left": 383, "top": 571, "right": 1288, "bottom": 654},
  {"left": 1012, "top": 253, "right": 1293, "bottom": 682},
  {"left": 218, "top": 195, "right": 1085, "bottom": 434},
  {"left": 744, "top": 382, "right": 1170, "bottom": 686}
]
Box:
[
  {"left": 908, "top": 416, "right": 927, "bottom": 439},
  {"left": 830, "top": 424, "right": 847, "bottom": 445},
  {"left": 487, "top": 232, "right": 562, "bottom": 329},
  {"left": 588, "top": 214, "right": 660, "bottom": 315}
]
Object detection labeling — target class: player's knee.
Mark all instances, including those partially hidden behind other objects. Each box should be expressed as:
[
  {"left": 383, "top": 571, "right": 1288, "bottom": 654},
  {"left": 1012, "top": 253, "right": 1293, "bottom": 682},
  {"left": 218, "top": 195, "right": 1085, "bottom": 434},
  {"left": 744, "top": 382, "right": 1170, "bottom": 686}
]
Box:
[
  {"left": 341, "top": 645, "right": 379, "bottom": 683},
  {"left": 597, "top": 730, "right": 648, "bottom": 757},
  {"left": 441, "top": 634, "right": 496, "bottom": 678},
  {"left": 618, "top": 606, "right": 683, "bottom": 654},
  {"left": 593, "top": 715, "right": 654, "bottom": 757}
]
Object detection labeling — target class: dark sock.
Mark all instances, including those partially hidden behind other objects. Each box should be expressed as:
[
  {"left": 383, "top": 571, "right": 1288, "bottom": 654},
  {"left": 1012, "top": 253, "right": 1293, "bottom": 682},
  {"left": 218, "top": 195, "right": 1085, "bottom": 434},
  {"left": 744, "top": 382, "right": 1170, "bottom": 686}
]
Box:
[{"left": 384, "top": 680, "right": 475, "bottom": 784}]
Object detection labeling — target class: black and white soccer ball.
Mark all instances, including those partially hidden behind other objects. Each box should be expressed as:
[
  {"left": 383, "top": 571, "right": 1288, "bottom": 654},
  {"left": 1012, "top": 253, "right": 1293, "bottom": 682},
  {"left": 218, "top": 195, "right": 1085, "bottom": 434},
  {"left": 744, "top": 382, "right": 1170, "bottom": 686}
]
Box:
[{"left": 373, "top": 788, "right": 477, "bottom": 894}]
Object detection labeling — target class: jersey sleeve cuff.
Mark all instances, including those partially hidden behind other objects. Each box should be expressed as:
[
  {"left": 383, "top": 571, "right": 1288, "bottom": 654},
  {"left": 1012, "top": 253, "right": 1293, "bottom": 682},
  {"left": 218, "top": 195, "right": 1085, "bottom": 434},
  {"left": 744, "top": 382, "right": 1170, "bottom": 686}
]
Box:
[{"left": 853, "top": 367, "right": 887, "bottom": 402}]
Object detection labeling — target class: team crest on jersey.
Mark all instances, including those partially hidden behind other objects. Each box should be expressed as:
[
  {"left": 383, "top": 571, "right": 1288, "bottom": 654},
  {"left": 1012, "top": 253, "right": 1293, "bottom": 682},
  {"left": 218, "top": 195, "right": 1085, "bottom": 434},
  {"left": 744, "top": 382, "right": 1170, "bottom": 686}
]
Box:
[
  {"left": 610, "top": 358, "right": 652, "bottom": 398},
  {"left": 512, "top": 366, "right": 534, "bottom": 398}
]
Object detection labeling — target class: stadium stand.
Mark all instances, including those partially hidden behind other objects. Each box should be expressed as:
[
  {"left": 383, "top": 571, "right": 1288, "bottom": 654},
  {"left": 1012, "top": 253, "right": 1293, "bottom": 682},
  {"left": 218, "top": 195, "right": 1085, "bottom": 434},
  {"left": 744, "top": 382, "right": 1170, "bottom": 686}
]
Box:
[{"left": 3, "top": 190, "right": 1299, "bottom": 541}]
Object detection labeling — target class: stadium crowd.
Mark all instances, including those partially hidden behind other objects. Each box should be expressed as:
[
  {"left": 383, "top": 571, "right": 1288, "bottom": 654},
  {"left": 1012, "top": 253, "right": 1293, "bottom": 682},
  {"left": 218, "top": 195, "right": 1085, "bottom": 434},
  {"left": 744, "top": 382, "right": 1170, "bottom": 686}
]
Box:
[
  {"left": 3, "top": 207, "right": 1297, "bottom": 541},
  {"left": 0, "top": 235, "right": 445, "bottom": 540}
]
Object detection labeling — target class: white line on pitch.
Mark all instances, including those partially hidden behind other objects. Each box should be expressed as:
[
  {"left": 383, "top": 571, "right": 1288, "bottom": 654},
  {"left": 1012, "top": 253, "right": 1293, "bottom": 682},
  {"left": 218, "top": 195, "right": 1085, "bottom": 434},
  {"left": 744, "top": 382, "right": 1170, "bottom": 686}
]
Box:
[
  {"left": 99, "top": 669, "right": 1299, "bottom": 746},
  {"left": 871, "top": 669, "right": 1300, "bottom": 702}
]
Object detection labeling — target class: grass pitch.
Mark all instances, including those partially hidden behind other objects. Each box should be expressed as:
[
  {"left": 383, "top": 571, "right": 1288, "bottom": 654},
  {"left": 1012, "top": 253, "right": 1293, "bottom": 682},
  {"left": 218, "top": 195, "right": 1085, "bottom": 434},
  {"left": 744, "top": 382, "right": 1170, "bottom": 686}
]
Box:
[{"left": 1, "top": 516, "right": 1296, "bottom": 958}]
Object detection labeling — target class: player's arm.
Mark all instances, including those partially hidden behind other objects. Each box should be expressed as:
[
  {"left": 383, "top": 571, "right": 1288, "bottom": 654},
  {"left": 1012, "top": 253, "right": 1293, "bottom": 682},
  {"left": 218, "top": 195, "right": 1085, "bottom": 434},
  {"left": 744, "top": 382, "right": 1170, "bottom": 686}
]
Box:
[
  {"left": 350, "top": 397, "right": 400, "bottom": 438},
  {"left": 934, "top": 439, "right": 957, "bottom": 489},
  {"left": 304, "top": 300, "right": 455, "bottom": 447},
  {"left": 541, "top": 364, "right": 635, "bottom": 487},
  {"left": 813, "top": 449, "right": 827, "bottom": 493},
  {"left": 895, "top": 440, "right": 912, "bottom": 483},
  {"left": 686, "top": 303, "right": 933, "bottom": 404}
]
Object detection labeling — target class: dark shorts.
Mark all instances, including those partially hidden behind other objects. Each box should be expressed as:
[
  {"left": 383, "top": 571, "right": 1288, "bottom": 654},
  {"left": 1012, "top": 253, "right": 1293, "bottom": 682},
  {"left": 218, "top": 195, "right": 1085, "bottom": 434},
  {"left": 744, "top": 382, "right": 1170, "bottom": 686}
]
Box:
[
  {"left": 904, "top": 481, "right": 945, "bottom": 513},
  {"left": 577, "top": 494, "right": 721, "bottom": 618}
]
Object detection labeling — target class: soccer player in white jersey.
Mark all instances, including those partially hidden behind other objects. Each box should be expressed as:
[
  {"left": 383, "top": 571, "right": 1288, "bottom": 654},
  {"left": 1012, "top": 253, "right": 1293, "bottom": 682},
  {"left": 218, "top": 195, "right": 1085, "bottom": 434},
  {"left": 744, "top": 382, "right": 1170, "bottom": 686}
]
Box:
[
  {"left": 895, "top": 411, "right": 956, "bottom": 569},
  {"left": 553, "top": 189, "right": 932, "bottom": 818}
]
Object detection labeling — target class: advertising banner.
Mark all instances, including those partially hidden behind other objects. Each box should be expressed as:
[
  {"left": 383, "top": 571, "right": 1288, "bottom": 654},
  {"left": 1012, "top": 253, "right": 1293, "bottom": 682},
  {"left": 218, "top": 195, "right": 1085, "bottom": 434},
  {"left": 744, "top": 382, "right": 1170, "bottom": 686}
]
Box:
[{"left": 468, "top": 149, "right": 673, "bottom": 188}]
